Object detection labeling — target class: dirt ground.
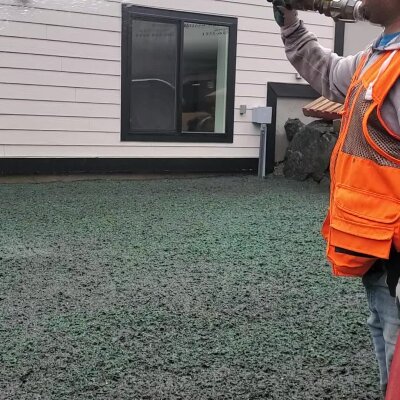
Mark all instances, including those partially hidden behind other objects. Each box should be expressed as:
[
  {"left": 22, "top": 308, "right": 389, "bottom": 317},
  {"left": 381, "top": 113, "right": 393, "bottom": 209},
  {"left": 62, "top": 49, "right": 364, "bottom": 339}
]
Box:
[{"left": 0, "top": 175, "right": 381, "bottom": 399}]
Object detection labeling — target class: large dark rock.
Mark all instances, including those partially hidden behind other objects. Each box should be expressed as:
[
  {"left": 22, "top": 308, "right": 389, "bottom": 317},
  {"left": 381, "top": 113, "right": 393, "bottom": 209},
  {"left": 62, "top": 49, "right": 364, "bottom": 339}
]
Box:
[
  {"left": 307, "top": 119, "right": 335, "bottom": 134},
  {"left": 284, "top": 118, "right": 305, "bottom": 142},
  {"left": 283, "top": 120, "right": 337, "bottom": 182}
]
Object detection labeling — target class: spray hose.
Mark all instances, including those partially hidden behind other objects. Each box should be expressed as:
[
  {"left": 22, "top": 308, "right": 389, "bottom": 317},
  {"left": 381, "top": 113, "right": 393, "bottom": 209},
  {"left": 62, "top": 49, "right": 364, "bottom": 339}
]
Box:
[{"left": 287, "top": 0, "right": 366, "bottom": 22}]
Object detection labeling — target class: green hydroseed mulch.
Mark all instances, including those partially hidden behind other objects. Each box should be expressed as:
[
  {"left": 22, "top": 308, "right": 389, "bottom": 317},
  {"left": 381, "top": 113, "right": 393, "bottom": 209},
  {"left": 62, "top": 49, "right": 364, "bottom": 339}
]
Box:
[{"left": 0, "top": 175, "right": 380, "bottom": 400}]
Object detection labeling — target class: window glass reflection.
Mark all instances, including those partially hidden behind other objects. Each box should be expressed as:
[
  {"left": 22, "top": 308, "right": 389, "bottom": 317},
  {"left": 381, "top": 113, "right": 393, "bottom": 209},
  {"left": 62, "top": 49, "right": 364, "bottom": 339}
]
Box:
[
  {"left": 130, "top": 19, "right": 177, "bottom": 131},
  {"left": 182, "top": 23, "right": 229, "bottom": 133}
]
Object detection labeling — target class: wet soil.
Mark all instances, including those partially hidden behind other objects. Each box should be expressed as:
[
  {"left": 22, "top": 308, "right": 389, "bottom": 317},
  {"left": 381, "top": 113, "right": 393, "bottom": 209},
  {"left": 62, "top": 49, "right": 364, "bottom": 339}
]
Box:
[{"left": 0, "top": 176, "right": 380, "bottom": 399}]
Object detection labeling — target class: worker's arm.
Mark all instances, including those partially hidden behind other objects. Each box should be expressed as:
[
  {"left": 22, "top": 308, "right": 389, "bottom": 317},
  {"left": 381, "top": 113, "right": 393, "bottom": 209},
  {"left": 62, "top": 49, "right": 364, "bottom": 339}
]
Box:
[{"left": 280, "top": 10, "right": 364, "bottom": 104}]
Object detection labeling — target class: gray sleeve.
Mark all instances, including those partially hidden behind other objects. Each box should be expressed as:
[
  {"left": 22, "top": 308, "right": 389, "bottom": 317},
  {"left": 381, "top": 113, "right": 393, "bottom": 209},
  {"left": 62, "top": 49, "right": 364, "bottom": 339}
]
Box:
[{"left": 281, "top": 20, "right": 364, "bottom": 104}]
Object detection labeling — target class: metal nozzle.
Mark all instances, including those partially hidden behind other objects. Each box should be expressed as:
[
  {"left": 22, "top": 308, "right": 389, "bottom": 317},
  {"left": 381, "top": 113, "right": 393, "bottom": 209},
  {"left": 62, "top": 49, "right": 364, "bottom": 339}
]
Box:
[{"left": 291, "top": 0, "right": 366, "bottom": 22}]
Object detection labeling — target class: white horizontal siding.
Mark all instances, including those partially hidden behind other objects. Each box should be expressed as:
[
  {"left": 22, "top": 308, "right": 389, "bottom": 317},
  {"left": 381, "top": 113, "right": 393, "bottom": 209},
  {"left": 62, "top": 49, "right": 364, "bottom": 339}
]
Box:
[
  {"left": 0, "top": 100, "right": 119, "bottom": 118},
  {"left": 0, "top": 115, "right": 120, "bottom": 132},
  {"left": 0, "top": 0, "right": 334, "bottom": 25},
  {"left": 0, "top": 131, "right": 260, "bottom": 147},
  {"left": 0, "top": 68, "right": 120, "bottom": 89},
  {"left": 3, "top": 146, "right": 258, "bottom": 158},
  {"left": 0, "top": 19, "right": 329, "bottom": 49},
  {"left": 0, "top": 37, "right": 121, "bottom": 60},
  {"left": 0, "top": 83, "right": 120, "bottom": 104},
  {"left": 0, "top": 53, "right": 119, "bottom": 75},
  {"left": 0, "top": 0, "right": 334, "bottom": 159},
  {"left": 238, "top": 16, "right": 332, "bottom": 36},
  {"left": 76, "top": 88, "right": 120, "bottom": 104},
  {"left": 237, "top": 31, "right": 333, "bottom": 48},
  {"left": 237, "top": 44, "right": 286, "bottom": 60},
  {"left": 0, "top": 0, "right": 121, "bottom": 18},
  {"left": 0, "top": 5, "right": 121, "bottom": 31}
]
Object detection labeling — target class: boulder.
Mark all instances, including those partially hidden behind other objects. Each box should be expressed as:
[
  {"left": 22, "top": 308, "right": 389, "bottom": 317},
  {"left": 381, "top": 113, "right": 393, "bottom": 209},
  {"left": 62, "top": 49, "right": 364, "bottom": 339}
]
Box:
[
  {"left": 284, "top": 118, "right": 305, "bottom": 142},
  {"left": 306, "top": 119, "right": 335, "bottom": 134},
  {"left": 283, "top": 120, "right": 337, "bottom": 182}
]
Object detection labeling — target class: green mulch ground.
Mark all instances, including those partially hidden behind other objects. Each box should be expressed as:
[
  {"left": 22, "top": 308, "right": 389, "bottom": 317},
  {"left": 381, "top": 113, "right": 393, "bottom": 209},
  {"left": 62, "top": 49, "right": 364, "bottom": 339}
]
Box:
[{"left": 0, "top": 175, "right": 380, "bottom": 400}]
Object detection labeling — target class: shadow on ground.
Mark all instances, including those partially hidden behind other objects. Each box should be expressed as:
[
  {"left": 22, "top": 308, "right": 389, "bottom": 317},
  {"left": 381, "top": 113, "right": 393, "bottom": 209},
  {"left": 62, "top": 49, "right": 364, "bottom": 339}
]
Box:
[{"left": 0, "top": 175, "right": 380, "bottom": 399}]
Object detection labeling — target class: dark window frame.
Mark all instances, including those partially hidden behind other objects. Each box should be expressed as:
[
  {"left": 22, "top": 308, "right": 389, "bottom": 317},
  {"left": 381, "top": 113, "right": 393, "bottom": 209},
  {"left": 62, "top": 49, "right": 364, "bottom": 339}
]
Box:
[
  {"left": 121, "top": 5, "right": 238, "bottom": 143},
  {"left": 334, "top": 21, "right": 345, "bottom": 56}
]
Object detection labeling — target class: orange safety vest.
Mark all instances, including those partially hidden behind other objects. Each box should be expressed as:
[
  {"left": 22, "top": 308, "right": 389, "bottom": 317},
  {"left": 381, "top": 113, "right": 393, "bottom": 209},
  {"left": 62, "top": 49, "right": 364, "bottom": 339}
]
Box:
[{"left": 322, "top": 50, "right": 400, "bottom": 277}]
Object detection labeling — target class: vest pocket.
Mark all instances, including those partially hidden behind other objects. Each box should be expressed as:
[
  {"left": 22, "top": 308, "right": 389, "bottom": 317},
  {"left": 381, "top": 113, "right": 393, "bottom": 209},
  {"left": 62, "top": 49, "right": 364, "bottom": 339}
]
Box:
[
  {"left": 335, "top": 185, "right": 400, "bottom": 224},
  {"left": 329, "top": 217, "right": 393, "bottom": 259},
  {"left": 326, "top": 186, "right": 398, "bottom": 276},
  {"left": 327, "top": 217, "right": 392, "bottom": 277}
]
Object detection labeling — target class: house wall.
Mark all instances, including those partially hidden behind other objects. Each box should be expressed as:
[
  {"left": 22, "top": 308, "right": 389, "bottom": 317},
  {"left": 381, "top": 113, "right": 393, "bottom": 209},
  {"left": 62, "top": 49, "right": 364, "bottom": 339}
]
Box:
[
  {"left": 0, "top": 0, "right": 334, "bottom": 159},
  {"left": 343, "top": 21, "right": 382, "bottom": 56}
]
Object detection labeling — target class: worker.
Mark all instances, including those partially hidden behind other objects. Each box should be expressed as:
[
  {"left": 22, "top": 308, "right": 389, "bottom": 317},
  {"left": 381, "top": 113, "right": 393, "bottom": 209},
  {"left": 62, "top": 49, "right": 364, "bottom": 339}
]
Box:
[{"left": 267, "top": 0, "right": 400, "bottom": 396}]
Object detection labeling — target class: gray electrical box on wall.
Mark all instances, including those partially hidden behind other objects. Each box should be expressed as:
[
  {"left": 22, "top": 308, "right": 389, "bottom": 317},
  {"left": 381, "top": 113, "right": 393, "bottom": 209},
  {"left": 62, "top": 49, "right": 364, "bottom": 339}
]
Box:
[{"left": 252, "top": 107, "right": 272, "bottom": 124}]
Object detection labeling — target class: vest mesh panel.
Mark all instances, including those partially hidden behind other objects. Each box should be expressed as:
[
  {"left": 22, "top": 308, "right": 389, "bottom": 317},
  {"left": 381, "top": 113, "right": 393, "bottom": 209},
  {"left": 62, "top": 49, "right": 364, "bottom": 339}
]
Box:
[{"left": 342, "top": 84, "right": 400, "bottom": 168}]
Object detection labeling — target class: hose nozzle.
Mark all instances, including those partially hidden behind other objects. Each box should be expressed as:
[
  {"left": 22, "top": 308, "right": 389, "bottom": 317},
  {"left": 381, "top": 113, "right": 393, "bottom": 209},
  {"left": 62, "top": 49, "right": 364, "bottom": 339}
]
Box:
[{"left": 292, "top": 0, "right": 366, "bottom": 22}]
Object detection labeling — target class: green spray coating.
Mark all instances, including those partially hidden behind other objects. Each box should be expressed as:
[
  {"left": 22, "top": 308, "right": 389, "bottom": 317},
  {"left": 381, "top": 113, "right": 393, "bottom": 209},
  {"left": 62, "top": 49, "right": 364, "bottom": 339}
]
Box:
[{"left": 0, "top": 176, "right": 380, "bottom": 399}]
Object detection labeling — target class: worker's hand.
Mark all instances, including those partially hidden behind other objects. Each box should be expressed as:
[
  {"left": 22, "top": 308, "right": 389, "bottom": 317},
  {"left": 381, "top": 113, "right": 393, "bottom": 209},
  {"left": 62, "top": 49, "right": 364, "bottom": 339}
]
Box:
[{"left": 267, "top": 0, "right": 298, "bottom": 27}]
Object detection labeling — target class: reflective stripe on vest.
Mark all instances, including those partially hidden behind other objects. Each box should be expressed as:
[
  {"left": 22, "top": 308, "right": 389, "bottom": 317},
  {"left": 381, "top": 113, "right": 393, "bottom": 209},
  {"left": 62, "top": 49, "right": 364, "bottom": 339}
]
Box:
[{"left": 322, "top": 50, "right": 400, "bottom": 277}]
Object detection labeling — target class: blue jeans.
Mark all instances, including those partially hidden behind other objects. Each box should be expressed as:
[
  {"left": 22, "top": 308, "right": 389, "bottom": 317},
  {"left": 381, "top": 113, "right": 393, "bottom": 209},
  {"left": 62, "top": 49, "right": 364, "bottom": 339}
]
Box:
[{"left": 363, "top": 271, "right": 400, "bottom": 393}]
